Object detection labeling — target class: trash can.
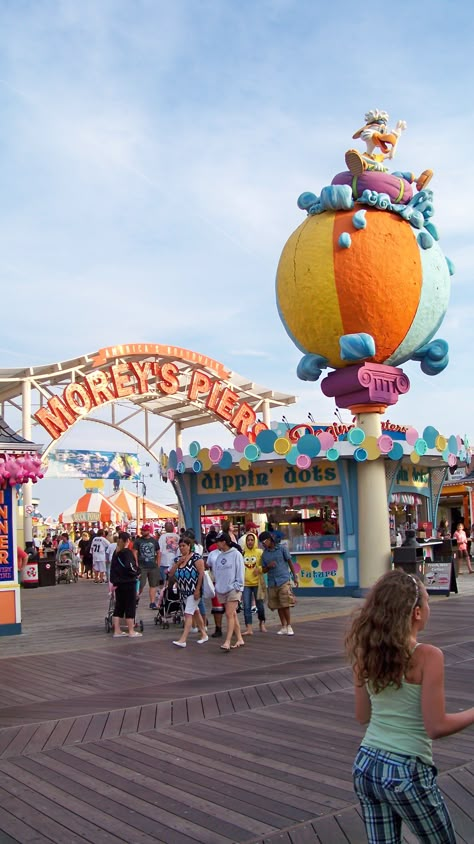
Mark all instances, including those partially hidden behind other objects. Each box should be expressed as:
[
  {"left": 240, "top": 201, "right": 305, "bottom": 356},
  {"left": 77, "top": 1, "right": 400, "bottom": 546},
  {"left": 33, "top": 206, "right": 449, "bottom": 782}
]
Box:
[
  {"left": 21, "top": 561, "right": 39, "bottom": 588},
  {"left": 38, "top": 558, "right": 56, "bottom": 587}
]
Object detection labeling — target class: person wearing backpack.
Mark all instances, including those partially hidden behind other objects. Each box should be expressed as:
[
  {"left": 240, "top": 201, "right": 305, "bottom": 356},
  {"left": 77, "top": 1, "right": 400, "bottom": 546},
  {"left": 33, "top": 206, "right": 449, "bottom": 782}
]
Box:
[{"left": 259, "top": 531, "right": 298, "bottom": 636}]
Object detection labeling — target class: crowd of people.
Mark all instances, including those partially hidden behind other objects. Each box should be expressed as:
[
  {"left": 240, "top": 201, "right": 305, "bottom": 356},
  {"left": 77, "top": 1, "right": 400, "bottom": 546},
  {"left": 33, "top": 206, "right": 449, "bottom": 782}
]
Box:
[{"left": 29, "top": 520, "right": 299, "bottom": 645}]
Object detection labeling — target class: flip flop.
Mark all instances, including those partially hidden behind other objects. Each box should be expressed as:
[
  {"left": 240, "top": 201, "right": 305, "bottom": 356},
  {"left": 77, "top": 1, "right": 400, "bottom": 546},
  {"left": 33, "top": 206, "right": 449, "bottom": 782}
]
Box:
[
  {"left": 230, "top": 641, "right": 245, "bottom": 649},
  {"left": 220, "top": 644, "right": 231, "bottom": 652}
]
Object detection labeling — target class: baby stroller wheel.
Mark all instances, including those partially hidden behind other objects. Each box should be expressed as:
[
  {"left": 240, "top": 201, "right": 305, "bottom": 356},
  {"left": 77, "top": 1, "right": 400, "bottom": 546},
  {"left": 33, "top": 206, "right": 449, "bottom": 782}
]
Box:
[
  {"left": 154, "top": 616, "right": 159, "bottom": 625},
  {"left": 139, "top": 620, "right": 144, "bottom": 632},
  {"left": 105, "top": 617, "right": 112, "bottom": 633}
]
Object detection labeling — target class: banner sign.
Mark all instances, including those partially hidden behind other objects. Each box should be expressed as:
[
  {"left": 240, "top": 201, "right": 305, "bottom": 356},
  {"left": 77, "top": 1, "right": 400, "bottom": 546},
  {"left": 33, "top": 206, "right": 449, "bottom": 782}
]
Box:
[
  {"left": 0, "top": 487, "right": 14, "bottom": 583},
  {"left": 45, "top": 450, "right": 141, "bottom": 480}
]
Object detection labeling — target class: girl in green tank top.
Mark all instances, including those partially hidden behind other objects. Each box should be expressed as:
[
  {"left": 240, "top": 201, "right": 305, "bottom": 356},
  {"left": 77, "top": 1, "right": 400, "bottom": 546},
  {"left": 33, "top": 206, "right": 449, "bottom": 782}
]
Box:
[{"left": 345, "top": 569, "right": 474, "bottom": 843}]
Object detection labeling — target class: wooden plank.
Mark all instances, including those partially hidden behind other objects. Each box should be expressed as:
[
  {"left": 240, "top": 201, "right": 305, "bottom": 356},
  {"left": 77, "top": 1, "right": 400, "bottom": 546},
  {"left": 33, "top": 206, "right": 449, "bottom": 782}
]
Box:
[
  {"left": 0, "top": 802, "right": 53, "bottom": 844},
  {"left": 137, "top": 703, "right": 157, "bottom": 732},
  {"left": 82, "top": 711, "right": 109, "bottom": 744},
  {"left": 0, "top": 723, "right": 39, "bottom": 758},
  {"left": 289, "top": 824, "right": 321, "bottom": 843},
  {"left": 119, "top": 705, "right": 141, "bottom": 735},
  {"left": 201, "top": 693, "right": 220, "bottom": 719},
  {"left": 100, "top": 708, "right": 125, "bottom": 740},
  {"left": 171, "top": 697, "right": 188, "bottom": 725},
  {"left": 331, "top": 807, "right": 367, "bottom": 843},
  {"left": 17, "top": 720, "right": 58, "bottom": 755},
  {"left": 214, "top": 690, "right": 235, "bottom": 716},
  {"left": 0, "top": 782, "right": 90, "bottom": 844},
  {"left": 155, "top": 700, "right": 172, "bottom": 728},
  {"left": 41, "top": 716, "right": 76, "bottom": 752},
  {"left": 1, "top": 759, "right": 128, "bottom": 843},
  {"left": 311, "top": 814, "right": 350, "bottom": 843},
  {"left": 185, "top": 696, "right": 204, "bottom": 723}
]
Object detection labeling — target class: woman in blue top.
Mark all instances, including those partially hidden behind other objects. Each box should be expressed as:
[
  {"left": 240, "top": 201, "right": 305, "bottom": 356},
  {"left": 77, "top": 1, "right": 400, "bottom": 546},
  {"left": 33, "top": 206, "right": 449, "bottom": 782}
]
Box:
[{"left": 346, "top": 569, "right": 474, "bottom": 843}]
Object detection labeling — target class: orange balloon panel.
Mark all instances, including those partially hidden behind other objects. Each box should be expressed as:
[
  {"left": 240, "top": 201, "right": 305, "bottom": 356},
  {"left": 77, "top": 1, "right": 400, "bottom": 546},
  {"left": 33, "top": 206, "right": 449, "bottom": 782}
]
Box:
[{"left": 333, "top": 210, "right": 422, "bottom": 363}]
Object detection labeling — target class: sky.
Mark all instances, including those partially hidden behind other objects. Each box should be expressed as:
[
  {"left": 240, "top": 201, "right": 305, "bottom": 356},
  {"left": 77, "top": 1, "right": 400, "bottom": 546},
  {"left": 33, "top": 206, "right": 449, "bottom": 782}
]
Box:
[{"left": 1, "top": 0, "right": 473, "bottom": 518}]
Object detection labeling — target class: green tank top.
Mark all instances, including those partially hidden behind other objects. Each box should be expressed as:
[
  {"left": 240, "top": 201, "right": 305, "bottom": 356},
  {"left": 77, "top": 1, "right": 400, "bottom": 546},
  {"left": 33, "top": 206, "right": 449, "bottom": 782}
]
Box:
[{"left": 362, "top": 652, "right": 433, "bottom": 765}]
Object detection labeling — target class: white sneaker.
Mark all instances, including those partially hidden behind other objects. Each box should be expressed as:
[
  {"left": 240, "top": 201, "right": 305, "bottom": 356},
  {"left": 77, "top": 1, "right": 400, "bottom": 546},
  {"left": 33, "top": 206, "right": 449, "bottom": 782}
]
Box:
[
  {"left": 172, "top": 640, "right": 186, "bottom": 648},
  {"left": 277, "top": 626, "right": 288, "bottom": 635},
  {"left": 197, "top": 635, "right": 209, "bottom": 644},
  {"left": 191, "top": 627, "right": 199, "bottom": 633},
  {"left": 286, "top": 625, "right": 294, "bottom": 636}
]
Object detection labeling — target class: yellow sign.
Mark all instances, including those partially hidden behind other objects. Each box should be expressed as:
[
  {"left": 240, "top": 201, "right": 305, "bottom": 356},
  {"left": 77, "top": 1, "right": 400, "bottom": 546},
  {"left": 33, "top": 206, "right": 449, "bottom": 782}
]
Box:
[
  {"left": 395, "top": 465, "right": 429, "bottom": 489},
  {"left": 196, "top": 462, "right": 339, "bottom": 496},
  {"left": 83, "top": 479, "right": 104, "bottom": 490},
  {"left": 293, "top": 552, "right": 345, "bottom": 589}
]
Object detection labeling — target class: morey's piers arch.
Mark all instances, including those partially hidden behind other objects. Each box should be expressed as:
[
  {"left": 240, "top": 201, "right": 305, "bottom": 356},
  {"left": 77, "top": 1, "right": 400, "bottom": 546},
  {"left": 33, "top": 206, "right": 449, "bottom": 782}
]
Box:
[{"left": 0, "top": 342, "right": 297, "bottom": 541}]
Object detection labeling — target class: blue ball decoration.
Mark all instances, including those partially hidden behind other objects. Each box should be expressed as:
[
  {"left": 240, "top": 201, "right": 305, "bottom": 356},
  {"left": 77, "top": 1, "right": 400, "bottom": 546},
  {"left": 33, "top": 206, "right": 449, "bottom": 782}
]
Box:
[
  {"left": 388, "top": 442, "right": 404, "bottom": 461},
  {"left": 219, "top": 451, "right": 233, "bottom": 470},
  {"left": 256, "top": 429, "right": 278, "bottom": 453},
  {"left": 297, "top": 433, "right": 321, "bottom": 457},
  {"left": 167, "top": 450, "right": 178, "bottom": 470}
]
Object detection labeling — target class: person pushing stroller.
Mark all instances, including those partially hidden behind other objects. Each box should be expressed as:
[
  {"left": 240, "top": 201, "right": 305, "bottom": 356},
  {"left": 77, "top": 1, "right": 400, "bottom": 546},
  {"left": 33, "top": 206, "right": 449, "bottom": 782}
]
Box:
[{"left": 110, "top": 531, "right": 143, "bottom": 638}]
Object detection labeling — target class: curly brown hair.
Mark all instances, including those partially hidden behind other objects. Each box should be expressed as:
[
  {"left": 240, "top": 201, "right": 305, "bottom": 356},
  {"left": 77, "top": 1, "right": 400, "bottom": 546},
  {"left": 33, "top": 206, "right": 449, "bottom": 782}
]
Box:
[{"left": 345, "top": 569, "right": 422, "bottom": 694}]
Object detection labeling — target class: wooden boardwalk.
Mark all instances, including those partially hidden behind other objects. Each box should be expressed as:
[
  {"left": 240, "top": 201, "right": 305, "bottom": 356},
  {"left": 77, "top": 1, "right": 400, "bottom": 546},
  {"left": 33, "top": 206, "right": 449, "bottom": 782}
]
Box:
[{"left": 0, "top": 583, "right": 473, "bottom": 842}]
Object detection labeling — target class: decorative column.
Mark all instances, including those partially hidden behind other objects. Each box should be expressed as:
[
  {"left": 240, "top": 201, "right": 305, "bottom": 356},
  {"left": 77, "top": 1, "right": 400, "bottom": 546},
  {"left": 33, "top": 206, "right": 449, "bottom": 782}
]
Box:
[{"left": 321, "top": 363, "right": 410, "bottom": 589}]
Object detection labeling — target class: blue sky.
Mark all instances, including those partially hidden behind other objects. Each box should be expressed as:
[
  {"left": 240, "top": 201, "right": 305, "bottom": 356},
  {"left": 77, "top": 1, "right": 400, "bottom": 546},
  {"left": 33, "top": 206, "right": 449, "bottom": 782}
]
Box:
[{"left": 1, "top": 0, "right": 473, "bottom": 517}]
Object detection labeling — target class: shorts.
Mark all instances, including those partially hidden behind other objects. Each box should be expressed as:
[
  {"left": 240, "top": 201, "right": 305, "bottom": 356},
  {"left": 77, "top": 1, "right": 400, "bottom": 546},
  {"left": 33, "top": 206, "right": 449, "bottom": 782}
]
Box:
[
  {"left": 139, "top": 568, "right": 160, "bottom": 589},
  {"left": 268, "top": 581, "right": 295, "bottom": 610},
  {"left": 113, "top": 582, "right": 137, "bottom": 619},
  {"left": 183, "top": 594, "right": 201, "bottom": 615},
  {"left": 217, "top": 589, "right": 241, "bottom": 604},
  {"left": 457, "top": 547, "right": 468, "bottom": 558},
  {"left": 93, "top": 559, "right": 106, "bottom": 573}
]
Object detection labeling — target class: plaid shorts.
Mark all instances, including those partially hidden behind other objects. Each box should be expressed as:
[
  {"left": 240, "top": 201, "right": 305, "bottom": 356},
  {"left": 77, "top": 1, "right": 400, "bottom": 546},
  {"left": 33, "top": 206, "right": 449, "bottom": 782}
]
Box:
[{"left": 353, "top": 746, "right": 456, "bottom": 844}]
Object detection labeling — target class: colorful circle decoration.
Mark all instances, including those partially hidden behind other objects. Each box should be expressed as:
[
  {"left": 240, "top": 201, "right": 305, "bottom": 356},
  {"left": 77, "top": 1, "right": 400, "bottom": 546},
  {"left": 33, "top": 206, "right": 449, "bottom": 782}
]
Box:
[
  {"left": 219, "top": 451, "right": 233, "bottom": 469},
  {"left": 414, "top": 438, "right": 428, "bottom": 456},
  {"left": 377, "top": 435, "right": 393, "bottom": 454},
  {"left": 197, "top": 448, "right": 212, "bottom": 471},
  {"left": 348, "top": 427, "right": 365, "bottom": 446},
  {"left": 423, "top": 426, "right": 438, "bottom": 448},
  {"left": 296, "top": 454, "right": 311, "bottom": 469},
  {"left": 318, "top": 432, "right": 335, "bottom": 451},
  {"left": 244, "top": 443, "right": 260, "bottom": 462},
  {"left": 448, "top": 435, "right": 458, "bottom": 455},
  {"left": 326, "top": 447, "right": 339, "bottom": 461},
  {"left": 274, "top": 437, "right": 291, "bottom": 455},
  {"left": 175, "top": 447, "right": 183, "bottom": 462},
  {"left": 193, "top": 460, "right": 202, "bottom": 473},
  {"left": 168, "top": 450, "right": 178, "bottom": 470},
  {"left": 234, "top": 435, "right": 249, "bottom": 452},
  {"left": 209, "top": 445, "right": 223, "bottom": 463},
  {"left": 239, "top": 457, "right": 251, "bottom": 470},
  {"left": 189, "top": 441, "right": 201, "bottom": 458},
  {"left": 410, "top": 452, "right": 420, "bottom": 464},
  {"left": 286, "top": 446, "right": 300, "bottom": 465},
  {"left": 436, "top": 435, "right": 447, "bottom": 452},
  {"left": 364, "top": 436, "right": 380, "bottom": 461},
  {"left": 256, "top": 429, "right": 278, "bottom": 453},
  {"left": 177, "top": 461, "right": 186, "bottom": 473},
  {"left": 297, "top": 433, "right": 321, "bottom": 457},
  {"left": 167, "top": 469, "right": 175, "bottom": 481},
  {"left": 388, "top": 442, "right": 404, "bottom": 461},
  {"left": 405, "top": 427, "right": 419, "bottom": 446},
  {"left": 354, "top": 448, "right": 368, "bottom": 462}
]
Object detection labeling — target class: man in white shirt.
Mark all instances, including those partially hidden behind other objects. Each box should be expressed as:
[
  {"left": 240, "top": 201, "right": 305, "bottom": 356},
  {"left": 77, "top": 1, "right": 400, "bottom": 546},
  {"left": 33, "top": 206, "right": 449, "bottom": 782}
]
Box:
[
  {"left": 90, "top": 529, "right": 111, "bottom": 583},
  {"left": 157, "top": 521, "right": 179, "bottom": 584}
]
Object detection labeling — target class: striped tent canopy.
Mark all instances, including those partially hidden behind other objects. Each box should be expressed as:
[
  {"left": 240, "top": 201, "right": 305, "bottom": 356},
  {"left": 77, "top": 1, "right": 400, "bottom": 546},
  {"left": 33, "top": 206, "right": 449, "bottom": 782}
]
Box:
[
  {"left": 108, "top": 489, "right": 178, "bottom": 521},
  {"left": 58, "top": 492, "right": 125, "bottom": 524}
]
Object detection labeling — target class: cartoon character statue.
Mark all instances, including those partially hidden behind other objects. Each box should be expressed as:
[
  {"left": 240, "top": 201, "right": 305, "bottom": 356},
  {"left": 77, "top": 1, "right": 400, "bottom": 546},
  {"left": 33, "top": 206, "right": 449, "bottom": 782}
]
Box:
[
  {"left": 343, "top": 109, "right": 433, "bottom": 195},
  {"left": 275, "top": 110, "right": 454, "bottom": 382}
]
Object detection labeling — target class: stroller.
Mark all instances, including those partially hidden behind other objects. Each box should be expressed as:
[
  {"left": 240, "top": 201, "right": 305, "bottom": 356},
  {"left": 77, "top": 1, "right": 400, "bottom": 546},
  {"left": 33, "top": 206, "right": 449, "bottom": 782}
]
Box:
[
  {"left": 154, "top": 577, "right": 184, "bottom": 629},
  {"left": 104, "top": 579, "right": 144, "bottom": 634},
  {"left": 56, "top": 550, "right": 78, "bottom": 584}
]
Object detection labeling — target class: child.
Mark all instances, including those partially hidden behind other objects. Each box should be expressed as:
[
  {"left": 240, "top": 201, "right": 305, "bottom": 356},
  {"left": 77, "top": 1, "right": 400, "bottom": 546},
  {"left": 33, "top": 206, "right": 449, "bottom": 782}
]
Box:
[{"left": 345, "top": 569, "right": 474, "bottom": 843}]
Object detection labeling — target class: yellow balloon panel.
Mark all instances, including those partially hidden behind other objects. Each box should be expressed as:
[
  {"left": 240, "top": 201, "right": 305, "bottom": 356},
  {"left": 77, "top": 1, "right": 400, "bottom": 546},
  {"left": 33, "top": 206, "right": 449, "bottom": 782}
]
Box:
[
  {"left": 197, "top": 448, "right": 212, "bottom": 471},
  {"left": 364, "top": 436, "right": 380, "bottom": 461},
  {"left": 274, "top": 437, "right": 291, "bottom": 455}
]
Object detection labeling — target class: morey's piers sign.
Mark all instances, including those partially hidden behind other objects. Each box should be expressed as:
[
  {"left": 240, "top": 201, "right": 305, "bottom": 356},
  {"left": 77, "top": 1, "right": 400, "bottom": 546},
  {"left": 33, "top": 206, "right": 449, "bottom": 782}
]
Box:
[{"left": 34, "top": 344, "right": 269, "bottom": 440}]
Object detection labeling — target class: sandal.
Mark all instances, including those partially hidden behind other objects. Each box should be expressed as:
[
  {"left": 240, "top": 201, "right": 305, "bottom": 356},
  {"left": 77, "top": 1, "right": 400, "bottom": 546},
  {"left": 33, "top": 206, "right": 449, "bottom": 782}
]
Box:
[
  {"left": 220, "top": 644, "right": 231, "bottom": 652},
  {"left": 230, "top": 641, "right": 245, "bottom": 649}
]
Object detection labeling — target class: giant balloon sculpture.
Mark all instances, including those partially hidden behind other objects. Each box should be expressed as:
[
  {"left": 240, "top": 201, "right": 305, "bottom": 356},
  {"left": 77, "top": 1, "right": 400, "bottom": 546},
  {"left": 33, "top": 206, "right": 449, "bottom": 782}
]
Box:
[{"left": 276, "top": 109, "right": 454, "bottom": 588}]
